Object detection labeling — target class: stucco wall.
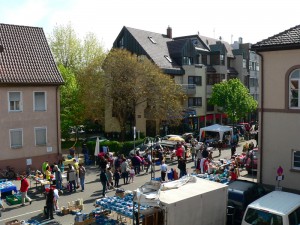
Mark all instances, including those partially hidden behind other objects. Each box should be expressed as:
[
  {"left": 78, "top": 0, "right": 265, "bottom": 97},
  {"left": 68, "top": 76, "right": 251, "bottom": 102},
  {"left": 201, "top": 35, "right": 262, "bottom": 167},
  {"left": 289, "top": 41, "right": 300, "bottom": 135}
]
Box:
[
  {"left": 0, "top": 86, "right": 60, "bottom": 171},
  {"left": 260, "top": 49, "right": 300, "bottom": 190}
]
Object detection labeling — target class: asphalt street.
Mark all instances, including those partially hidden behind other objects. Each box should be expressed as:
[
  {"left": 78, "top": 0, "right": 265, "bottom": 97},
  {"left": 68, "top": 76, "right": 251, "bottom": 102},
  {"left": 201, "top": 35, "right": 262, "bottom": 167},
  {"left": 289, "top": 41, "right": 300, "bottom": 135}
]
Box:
[{"left": 0, "top": 138, "right": 257, "bottom": 225}]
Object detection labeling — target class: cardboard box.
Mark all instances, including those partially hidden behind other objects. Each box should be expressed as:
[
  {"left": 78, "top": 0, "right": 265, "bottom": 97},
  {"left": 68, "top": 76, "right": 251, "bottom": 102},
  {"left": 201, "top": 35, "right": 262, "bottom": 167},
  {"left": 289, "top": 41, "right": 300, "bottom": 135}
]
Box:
[
  {"left": 61, "top": 207, "right": 69, "bottom": 215},
  {"left": 74, "top": 217, "right": 95, "bottom": 225},
  {"left": 5, "top": 220, "right": 21, "bottom": 225}
]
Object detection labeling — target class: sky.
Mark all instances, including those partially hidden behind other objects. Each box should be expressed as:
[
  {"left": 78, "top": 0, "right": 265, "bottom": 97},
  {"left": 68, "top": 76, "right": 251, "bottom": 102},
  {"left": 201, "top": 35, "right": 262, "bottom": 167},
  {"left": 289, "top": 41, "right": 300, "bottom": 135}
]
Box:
[{"left": 0, "top": 0, "right": 299, "bottom": 51}]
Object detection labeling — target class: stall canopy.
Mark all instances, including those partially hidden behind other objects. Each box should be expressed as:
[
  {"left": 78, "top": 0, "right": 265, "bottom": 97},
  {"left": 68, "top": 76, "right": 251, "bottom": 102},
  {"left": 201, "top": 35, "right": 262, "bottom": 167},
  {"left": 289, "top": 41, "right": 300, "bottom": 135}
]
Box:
[{"left": 200, "top": 124, "right": 233, "bottom": 141}]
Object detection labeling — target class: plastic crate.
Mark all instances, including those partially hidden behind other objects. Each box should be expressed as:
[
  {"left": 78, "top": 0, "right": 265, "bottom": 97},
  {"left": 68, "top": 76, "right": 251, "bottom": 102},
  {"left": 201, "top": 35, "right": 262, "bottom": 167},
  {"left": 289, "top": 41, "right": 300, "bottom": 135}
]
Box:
[{"left": 6, "top": 195, "right": 21, "bottom": 205}]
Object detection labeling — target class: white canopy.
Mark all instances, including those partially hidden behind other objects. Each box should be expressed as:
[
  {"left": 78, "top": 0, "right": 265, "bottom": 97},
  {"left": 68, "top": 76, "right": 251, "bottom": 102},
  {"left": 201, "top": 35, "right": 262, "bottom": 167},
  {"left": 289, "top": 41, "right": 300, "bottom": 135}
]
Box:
[{"left": 200, "top": 124, "right": 233, "bottom": 141}]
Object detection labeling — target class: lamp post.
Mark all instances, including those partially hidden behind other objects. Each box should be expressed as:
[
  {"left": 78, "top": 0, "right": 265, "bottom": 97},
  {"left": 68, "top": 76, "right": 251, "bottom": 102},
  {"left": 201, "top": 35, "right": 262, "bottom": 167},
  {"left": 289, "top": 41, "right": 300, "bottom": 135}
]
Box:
[
  {"left": 70, "top": 125, "right": 85, "bottom": 157},
  {"left": 150, "top": 141, "right": 155, "bottom": 180}
]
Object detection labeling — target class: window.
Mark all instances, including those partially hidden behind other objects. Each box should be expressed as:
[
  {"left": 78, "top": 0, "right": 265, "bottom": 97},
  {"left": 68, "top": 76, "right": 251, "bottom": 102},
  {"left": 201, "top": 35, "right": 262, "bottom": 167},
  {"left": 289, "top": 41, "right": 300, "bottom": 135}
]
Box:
[
  {"left": 292, "top": 150, "right": 300, "bottom": 170},
  {"left": 34, "top": 92, "right": 46, "bottom": 111},
  {"left": 10, "top": 129, "right": 23, "bottom": 148},
  {"left": 183, "top": 57, "right": 193, "bottom": 65},
  {"left": 289, "top": 206, "right": 300, "bottom": 224},
  {"left": 188, "top": 76, "right": 202, "bottom": 86},
  {"left": 148, "top": 36, "right": 156, "bottom": 44},
  {"left": 35, "top": 127, "right": 47, "bottom": 146},
  {"left": 243, "top": 59, "right": 247, "bottom": 68},
  {"left": 256, "top": 62, "right": 260, "bottom": 71},
  {"left": 8, "top": 92, "right": 22, "bottom": 111},
  {"left": 202, "top": 55, "right": 207, "bottom": 65},
  {"left": 164, "top": 55, "right": 172, "bottom": 63},
  {"left": 207, "top": 74, "right": 223, "bottom": 85},
  {"left": 206, "top": 98, "right": 214, "bottom": 111},
  {"left": 289, "top": 69, "right": 300, "bottom": 108},
  {"left": 188, "top": 97, "right": 202, "bottom": 107},
  {"left": 244, "top": 208, "right": 283, "bottom": 224}
]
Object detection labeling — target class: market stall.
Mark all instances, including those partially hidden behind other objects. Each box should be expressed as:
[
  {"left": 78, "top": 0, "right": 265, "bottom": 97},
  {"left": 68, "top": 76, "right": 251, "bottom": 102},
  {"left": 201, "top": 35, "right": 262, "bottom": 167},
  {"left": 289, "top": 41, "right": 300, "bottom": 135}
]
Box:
[
  {"left": 0, "top": 180, "right": 18, "bottom": 199},
  {"left": 200, "top": 124, "right": 233, "bottom": 143}
]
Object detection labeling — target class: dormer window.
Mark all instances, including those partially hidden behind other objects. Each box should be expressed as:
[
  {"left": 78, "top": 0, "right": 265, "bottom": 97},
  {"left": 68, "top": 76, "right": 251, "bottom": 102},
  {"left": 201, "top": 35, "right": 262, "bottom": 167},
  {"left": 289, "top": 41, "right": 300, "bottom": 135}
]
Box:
[
  {"left": 148, "top": 36, "right": 156, "bottom": 44},
  {"left": 164, "top": 55, "right": 172, "bottom": 63},
  {"left": 183, "top": 56, "right": 193, "bottom": 65}
]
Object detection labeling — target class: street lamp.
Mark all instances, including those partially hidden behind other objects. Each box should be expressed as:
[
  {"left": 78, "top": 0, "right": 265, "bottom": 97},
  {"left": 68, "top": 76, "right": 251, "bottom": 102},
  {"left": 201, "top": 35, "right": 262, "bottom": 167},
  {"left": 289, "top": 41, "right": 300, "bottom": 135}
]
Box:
[
  {"left": 150, "top": 141, "right": 155, "bottom": 180},
  {"left": 69, "top": 125, "right": 85, "bottom": 156}
]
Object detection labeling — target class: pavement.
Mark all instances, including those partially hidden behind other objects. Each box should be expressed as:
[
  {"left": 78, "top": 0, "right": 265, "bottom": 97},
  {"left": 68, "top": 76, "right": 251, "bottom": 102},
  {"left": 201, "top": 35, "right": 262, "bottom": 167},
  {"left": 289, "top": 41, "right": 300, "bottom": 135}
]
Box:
[{"left": 0, "top": 138, "right": 257, "bottom": 225}]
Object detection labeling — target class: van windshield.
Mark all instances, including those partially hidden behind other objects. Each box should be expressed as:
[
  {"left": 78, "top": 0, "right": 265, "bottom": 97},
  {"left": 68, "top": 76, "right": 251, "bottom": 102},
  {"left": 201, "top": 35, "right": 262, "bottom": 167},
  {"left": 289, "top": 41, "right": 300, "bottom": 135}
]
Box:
[{"left": 245, "top": 208, "right": 283, "bottom": 225}]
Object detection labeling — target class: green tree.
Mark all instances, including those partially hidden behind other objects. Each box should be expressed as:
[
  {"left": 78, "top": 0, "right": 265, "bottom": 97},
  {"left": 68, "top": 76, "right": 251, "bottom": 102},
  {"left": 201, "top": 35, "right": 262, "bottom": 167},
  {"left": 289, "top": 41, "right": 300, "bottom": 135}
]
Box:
[
  {"left": 48, "top": 24, "right": 107, "bottom": 134},
  {"left": 103, "top": 49, "right": 186, "bottom": 140},
  {"left": 209, "top": 78, "right": 257, "bottom": 124},
  {"left": 59, "top": 64, "right": 83, "bottom": 139}
]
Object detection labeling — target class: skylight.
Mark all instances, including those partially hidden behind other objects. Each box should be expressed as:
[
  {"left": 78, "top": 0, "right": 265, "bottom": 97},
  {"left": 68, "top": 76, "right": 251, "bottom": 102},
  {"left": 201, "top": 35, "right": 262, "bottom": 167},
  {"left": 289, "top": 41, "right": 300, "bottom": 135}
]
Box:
[
  {"left": 164, "top": 55, "right": 172, "bottom": 63},
  {"left": 148, "top": 36, "right": 157, "bottom": 44}
]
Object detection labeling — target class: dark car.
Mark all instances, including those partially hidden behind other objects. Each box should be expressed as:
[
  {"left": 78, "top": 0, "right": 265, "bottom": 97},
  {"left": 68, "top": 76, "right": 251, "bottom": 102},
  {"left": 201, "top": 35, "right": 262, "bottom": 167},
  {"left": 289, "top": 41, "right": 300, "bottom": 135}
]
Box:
[
  {"left": 227, "top": 180, "right": 267, "bottom": 225},
  {"left": 245, "top": 148, "right": 258, "bottom": 174}
]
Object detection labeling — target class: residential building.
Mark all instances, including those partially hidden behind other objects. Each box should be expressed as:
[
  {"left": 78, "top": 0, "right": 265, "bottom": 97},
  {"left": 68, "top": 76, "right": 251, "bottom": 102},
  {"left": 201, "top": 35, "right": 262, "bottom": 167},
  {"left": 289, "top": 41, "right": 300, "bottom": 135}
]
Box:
[
  {"left": 106, "top": 26, "right": 254, "bottom": 136},
  {"left": 0, "top": 23, "right": 64, "bottom": 172},
  {"left": 252, "top": 24, "right": 300, "bottom": 192}
]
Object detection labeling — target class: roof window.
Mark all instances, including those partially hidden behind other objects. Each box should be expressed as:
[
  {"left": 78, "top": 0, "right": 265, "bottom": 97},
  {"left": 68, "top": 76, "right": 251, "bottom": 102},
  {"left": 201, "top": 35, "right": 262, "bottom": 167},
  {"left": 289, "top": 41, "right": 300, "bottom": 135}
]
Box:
[
  {"left": 148, "top": 36, "right": 157, "bottom": 44},
  {"left": 164, "top": 55, "right": 172, "bottom": 63}
]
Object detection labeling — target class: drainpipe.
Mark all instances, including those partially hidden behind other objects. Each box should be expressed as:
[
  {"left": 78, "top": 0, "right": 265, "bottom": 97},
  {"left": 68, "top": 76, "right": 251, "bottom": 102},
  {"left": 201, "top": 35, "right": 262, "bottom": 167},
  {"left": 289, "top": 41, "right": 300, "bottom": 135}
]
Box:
[
  {"left": 56, "top": 85, "right": 60, "bottom": 160},
  {"left": 256, "top": 51, "right": 264, "bottom": 184}
]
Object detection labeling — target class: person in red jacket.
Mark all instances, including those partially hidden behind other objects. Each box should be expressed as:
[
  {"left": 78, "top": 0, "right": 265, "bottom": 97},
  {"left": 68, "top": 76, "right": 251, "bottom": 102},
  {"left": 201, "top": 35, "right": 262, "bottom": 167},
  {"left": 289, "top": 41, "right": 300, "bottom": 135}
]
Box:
[
  {"left": 20, "top": 175, "right": 32, "bottom": 206},
  {"left": 175, "top": 144, "right": 184, "bottom": 160}
]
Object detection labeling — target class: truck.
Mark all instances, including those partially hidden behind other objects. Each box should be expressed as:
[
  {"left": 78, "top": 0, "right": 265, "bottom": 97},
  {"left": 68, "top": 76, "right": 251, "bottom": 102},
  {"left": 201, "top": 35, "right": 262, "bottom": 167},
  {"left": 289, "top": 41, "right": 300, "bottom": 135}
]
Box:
[{"left": 136, "top": 177, "right": 228, "bottom": 225}]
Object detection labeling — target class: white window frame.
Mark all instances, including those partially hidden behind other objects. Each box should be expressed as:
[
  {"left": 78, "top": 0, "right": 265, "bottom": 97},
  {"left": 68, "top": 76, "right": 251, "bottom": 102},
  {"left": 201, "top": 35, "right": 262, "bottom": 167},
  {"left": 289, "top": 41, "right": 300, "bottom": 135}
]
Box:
[
  {"left": 292, "top": 150, "right": 300, "bottom": 170},
  {"left": 8, "top": 91, "right": 22, "bottom": 112},
  {"left": 34, "top": 127, "right": 47, "bottom": 146},
  {"left": 33, "top": 91, "right": 47, "bottom": 111},
  {"left": 9, "top": 128, "right": 23, "bottom": 149},
  {"left": 289, "top": 69, "right": 300, "bottom": 108}
]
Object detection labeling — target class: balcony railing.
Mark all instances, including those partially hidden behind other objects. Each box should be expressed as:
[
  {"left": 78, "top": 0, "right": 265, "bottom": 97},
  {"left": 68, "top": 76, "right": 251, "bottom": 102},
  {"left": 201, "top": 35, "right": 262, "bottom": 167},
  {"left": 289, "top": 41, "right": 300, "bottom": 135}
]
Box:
[{"left": 179, "top": 84, "right": 196, "bottom": 95}]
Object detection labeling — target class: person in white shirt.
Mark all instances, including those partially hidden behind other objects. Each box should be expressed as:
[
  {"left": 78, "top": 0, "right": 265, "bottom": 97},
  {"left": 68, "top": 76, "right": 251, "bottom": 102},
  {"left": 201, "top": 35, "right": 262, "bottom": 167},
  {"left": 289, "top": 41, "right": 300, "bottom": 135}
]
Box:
[{"left": 160, "top": 161, "right": 168, "bottom": 181}]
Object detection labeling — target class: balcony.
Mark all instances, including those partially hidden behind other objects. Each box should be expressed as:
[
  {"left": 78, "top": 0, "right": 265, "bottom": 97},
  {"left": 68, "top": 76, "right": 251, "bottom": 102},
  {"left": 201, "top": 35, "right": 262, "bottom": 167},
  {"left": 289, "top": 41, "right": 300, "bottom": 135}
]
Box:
[{"left": 180, "top": 84, "right": 196, "bottom": 95}]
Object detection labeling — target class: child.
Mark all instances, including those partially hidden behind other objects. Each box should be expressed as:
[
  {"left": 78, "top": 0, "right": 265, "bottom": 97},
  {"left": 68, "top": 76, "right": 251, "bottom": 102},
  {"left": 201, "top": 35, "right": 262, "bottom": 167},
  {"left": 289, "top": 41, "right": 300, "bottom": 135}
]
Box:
[
  {"left": 106, "top": 167, "right": 114, "bottom": 190},
  {"left": 113, "top": 168, "right": 120, "bottom": 188},
  {"left": 128, "top": 166, "right": 135, "bottom": 183}
]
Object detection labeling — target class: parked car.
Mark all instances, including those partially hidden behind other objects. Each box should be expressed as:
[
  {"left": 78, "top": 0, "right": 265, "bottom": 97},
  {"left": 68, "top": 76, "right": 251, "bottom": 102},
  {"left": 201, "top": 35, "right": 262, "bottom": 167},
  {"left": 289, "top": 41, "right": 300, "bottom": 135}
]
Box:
[
  {"left": 84, "top": 136, "right": 109, "bottom": 143},
  {"left": 245, "top": 148, "right": 258, "bottom": 174}
]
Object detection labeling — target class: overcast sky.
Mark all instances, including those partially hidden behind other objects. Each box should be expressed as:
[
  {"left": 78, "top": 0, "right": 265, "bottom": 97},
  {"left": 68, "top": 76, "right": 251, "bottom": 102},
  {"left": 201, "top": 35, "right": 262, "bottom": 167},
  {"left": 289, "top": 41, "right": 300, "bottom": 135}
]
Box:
[{"left": 0, "top": 0, "right": 299, "bottom": 51}]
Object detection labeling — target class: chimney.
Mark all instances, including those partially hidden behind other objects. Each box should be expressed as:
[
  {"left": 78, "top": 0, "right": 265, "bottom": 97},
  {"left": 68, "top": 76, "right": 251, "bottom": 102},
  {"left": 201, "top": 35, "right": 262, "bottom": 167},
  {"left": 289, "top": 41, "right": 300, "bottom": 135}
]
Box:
[
  {"left": 167, "top": 26, "right": 172, "bottom": 39},
  {"left": 239, "top": 37, "right": 243, "bottom": 44}
]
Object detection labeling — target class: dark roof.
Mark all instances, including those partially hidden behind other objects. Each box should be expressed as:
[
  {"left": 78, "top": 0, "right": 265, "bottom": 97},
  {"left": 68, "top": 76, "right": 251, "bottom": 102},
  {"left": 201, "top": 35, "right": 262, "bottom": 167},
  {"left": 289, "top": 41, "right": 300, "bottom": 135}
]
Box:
[
  {"left": 198, "top": 35, "right": 234, "bottom": 58},
  {"left": 125, "top": 27, "right": 182, "bottom": 73},
  {"left": 252, "top": 25, "right": 300, "bottom": 52},
  {"left": 227, "top": 67, "right": 238, "bottom": 75},
  {"left": 0, "top": 23, "right": 64, "bottom": 85}
]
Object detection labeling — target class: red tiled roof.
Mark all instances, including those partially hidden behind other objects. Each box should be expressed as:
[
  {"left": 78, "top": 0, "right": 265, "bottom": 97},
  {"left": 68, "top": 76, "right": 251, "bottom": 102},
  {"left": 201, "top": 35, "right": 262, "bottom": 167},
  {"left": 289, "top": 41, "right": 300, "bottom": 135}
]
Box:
[
  {"left": 0, "top": 23, "right": 64, "bottom": 85},
  {"left": 252, "top": 24, "right": 300, "bottom": 52}
]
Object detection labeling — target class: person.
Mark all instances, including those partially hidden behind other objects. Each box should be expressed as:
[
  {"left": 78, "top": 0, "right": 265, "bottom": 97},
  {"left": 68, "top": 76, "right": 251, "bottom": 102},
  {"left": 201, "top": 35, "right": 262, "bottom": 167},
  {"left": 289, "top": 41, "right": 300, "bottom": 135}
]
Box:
[
  {"left": 20, "top": 175, "right": 32, "bottom": 206},
  {"left": 191, "top": 144, "right": 196, "bottom": 162},
  {"left": 217, "top": 140, "right": 223, "bottom": 156},
  {"left": 106, "top": 167, "right": 114, "bottom": 190},
  {"left": 177, "top": 157, "right": 187, "bottom": 178},
  {"left": 82, "top": 143, "right": 90, "bottom": 166},
  {"left": 160, "top": 160, "right": 168, "bottom": 182},
  {"left": 131, "top": 154, "right": 141, "bottom": 175},
  {"left": 53, "top": 188, "right": 59, "bottom": 210},
  {"left": 113, "top": 168, "right": 121, "bottom": 188},
  {"left": 45, "top": 166, "right": 51, "bottom": 181},
  {"left": 53, "top": 164, "right": 62, "bottom": 192},
  {"left": 128, "top": 166, "right": 135, "bottom": 183},
  {"left": 73, "top": 159, "right": 80, "bottom": 189},
  {"left": 176, "top": 144, "right": 184, "bottom": 160},
  {"left": 69, "top": 146, "right": 75, "bottom": 158},
  {"left": 45, "top": 188, "right": 54, "bottom": 220},
  {"left": 255, "top": 131, "right": 259, "bottom": 147},
  {"left": 99, "top": 156, "right": 108, "bottom": 171},
  {"left": 230, "top": 167, "right": 238, "bottom": 181},
  {"left": 42, "top": 160, "right": 49, "bottom": 178},
  {"left": 100, "top": 169, "right": 108, "bottom": 197},
  {"left": 78, "top": 163, "right": 86, "bottom": 192},
  {"left": 67, "top": 164, "right": 76, "bottom": 193},
  {"left": 120, "top": 158, "right": 129, "bottom": 184}
]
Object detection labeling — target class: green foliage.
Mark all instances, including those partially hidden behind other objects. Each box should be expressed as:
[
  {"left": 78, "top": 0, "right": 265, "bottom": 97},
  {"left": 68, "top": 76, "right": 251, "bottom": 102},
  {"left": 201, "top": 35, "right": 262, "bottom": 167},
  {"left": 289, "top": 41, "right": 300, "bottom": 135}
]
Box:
[
  {"left": 103, "top": 49, "right": 186, "bottom": 140},
  {"left": 209, "top": 78, "right": 258, "bottom": 123}
]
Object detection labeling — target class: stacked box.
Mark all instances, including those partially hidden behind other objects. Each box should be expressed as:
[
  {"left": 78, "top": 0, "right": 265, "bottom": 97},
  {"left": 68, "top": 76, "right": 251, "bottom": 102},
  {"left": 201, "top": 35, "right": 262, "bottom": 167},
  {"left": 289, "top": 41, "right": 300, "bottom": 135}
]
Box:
[{"left": 5, "top": 220, "right": 20, "bottom": 225}]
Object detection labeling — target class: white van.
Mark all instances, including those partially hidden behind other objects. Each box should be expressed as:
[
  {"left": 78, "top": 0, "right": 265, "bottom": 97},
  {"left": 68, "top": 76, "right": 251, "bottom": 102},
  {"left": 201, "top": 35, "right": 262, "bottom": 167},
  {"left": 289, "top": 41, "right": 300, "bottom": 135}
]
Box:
[{"left": 242, "top": 191, "right": 300, "bottom": 225}]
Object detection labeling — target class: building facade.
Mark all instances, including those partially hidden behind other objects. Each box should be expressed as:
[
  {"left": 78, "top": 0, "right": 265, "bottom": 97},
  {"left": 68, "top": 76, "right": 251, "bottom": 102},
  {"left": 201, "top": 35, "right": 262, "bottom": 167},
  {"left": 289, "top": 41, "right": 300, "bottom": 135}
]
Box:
[
  {"left": 0, "top": 24, "right": 64, "bottom": 172},
  {"left": 252, "top": 24, "right": 300, "bottom": 191},
  {"left": 106, "top": 26, "right": 259, "bottom": 136}
]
